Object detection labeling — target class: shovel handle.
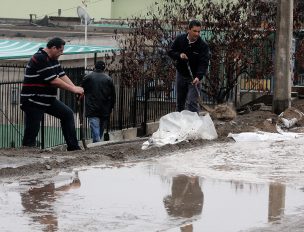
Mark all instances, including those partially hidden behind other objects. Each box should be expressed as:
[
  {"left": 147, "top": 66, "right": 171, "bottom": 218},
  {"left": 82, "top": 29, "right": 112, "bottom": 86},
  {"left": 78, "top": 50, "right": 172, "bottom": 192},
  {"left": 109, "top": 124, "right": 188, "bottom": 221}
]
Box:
[
  {"left": 186, "top": 62, "right": 194, "bottom": 80},
  {"left": 186, "top": 62, "right": 211, "bottom": 112}
]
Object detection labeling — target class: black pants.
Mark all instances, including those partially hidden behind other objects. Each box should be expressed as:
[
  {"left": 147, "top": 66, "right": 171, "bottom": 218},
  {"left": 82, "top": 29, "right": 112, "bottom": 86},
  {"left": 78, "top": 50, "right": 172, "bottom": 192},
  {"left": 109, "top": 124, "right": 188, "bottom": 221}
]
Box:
[
  {"left": 176, "top": 71, "right": 201, "bottom": 112},
  {"left": 21, "top": 99, "right": 80, "bottom": 150}
]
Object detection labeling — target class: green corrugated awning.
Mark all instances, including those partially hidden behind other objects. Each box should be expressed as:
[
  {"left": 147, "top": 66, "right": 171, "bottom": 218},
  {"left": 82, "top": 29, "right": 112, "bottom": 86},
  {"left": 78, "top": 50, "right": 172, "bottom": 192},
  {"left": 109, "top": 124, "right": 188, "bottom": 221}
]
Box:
[{"left": 0, "top": 39, "right": 118, "bottom": 60}]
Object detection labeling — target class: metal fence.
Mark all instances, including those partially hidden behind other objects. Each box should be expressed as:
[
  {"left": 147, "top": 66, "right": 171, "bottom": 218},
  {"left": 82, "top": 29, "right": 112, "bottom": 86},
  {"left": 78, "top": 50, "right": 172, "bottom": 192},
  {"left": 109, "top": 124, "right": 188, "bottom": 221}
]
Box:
[
  {"left": 0, "top": 29, "right": 279, "bottom": 149},
  {"left": 0, "top": 65, "right": 177, "bottom": 149},
  {"left": 0, "top": 26, "right": 282, "bottom": 149},
  {"left": 0, "top": 57, "right": 277, "bottom": 149}
]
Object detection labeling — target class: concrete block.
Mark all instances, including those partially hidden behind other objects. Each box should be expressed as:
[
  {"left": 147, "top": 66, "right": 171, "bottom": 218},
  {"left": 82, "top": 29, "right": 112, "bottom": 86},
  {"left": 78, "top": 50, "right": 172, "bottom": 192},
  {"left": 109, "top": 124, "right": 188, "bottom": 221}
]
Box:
[
  {"left": 87, "top": 141, "right": 104, "bottom": 148},
  {"left": 86, "top": 131, "right": 123, "bottom": 148},
  {"left": 146, "top": 122, "right": 159, "bottom": 135},
  {"left": 122, "top": 127, "right": 137, "bottom": 140},
  {"left": 109, "top": 131, "right": 123, "bottom": 141}
]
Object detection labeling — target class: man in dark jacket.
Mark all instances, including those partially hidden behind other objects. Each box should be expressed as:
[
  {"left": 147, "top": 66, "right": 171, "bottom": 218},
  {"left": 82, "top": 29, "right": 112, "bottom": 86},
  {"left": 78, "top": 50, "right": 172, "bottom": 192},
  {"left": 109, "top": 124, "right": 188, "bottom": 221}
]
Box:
[
  {"left": 168, "top": 19, "right": 210, "bottom": 112},
  {"left": 82, "top": 61, "right": 116, "bottom": 142}
]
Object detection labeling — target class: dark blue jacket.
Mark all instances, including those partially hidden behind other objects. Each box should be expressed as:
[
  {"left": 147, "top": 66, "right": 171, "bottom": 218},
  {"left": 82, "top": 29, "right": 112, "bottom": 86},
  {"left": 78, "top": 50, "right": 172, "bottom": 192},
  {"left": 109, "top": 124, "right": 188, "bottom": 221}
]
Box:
[
  {"left": 82, "top": 70, "right": 116, "bottom": 118},
  {"left": 168, "top": 33, "right": 210, "bottom": 80}
]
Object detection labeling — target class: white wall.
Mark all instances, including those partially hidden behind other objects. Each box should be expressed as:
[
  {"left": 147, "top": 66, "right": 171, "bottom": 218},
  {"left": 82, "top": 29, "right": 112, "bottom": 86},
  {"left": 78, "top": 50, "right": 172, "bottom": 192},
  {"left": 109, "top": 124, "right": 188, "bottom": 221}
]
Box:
[
  {"left": 111, "top": 0, "right": 159, "bottom": 19},
  {"left": 0, "top": 0, "right": 112, "bottom": 20},
  {"left": 0, "top": 0, "right": 235, "bottom": 20}
]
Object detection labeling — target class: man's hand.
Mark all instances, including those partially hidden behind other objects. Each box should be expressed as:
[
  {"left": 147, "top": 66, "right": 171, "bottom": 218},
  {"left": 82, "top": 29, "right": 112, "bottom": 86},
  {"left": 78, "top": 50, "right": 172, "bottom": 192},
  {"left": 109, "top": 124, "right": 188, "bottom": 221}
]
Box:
[
  {"left": 180, "top": 53, "right": 188, "bottom": 60},
  {"left": 51, "top": 77, "right": 84, "bottom": 95},
  {"left": 192, "top": 77, "right": 200, "bottom": 85},
  {"left": 73, "top": 86, "right": 84, "bottom": 95}
]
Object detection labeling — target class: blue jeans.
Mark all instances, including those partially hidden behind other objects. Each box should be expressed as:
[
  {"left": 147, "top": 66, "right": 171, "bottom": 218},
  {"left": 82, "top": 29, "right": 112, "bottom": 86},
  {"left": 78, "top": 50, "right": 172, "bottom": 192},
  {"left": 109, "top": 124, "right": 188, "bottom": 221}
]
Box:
[
  {"left": 88, "top": 117, "right": 107, "bottom": 143},
  {"left": 21, "top": 99, "right": 80, "bottom": 150},
  {"left": 176, "top": 71, "right": 201, "bottom": 112}
]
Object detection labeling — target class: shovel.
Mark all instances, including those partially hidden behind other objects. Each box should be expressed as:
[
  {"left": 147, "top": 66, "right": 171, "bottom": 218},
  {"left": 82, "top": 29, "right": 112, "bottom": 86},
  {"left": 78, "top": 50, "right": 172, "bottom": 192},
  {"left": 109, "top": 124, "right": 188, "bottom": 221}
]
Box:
[
  {"left": 77, "top": 95, "right": 87, "bottom": 149},
  {"left": 186, "top": 62, "right": 214, "bottom": 113}
]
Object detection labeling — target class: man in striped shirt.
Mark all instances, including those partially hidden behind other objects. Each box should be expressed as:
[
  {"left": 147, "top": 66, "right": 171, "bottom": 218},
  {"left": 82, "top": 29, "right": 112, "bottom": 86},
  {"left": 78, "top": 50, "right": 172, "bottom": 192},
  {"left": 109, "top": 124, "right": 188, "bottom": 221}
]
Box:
[{"left": 20, "top": 37, "right": 84, "bottom": 151}]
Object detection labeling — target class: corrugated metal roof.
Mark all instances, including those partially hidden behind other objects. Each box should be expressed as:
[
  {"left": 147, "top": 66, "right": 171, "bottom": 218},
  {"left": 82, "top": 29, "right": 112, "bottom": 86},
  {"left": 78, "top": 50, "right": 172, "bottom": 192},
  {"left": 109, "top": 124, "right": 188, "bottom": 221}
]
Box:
[{"left": 0, "top": 39, "right": 118, "bottom": 60}]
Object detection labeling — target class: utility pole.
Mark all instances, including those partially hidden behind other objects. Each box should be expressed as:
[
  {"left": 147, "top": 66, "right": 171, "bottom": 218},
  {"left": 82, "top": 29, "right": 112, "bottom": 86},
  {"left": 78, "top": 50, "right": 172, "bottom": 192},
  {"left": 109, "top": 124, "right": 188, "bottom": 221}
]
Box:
[
  {"left": 273, "top": 0, "right": 293, "bottom": 114},
  {"left": 82, "top": 0, "right": 89, "bottom": 69}
]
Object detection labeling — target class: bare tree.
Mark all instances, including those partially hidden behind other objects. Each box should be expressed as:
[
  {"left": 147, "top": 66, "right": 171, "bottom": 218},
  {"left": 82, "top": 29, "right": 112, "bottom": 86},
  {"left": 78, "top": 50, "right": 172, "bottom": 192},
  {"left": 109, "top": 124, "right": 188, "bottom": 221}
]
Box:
[{"left": 113, "top": 0, "right": 277, "bottom": 103}]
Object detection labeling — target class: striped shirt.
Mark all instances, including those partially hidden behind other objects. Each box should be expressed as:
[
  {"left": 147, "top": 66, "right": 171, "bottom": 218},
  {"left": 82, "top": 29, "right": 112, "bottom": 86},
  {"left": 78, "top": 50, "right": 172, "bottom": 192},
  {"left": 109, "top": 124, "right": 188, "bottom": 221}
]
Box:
[{"left": 20, "top": 48, "right": 66, "bottom": 107}]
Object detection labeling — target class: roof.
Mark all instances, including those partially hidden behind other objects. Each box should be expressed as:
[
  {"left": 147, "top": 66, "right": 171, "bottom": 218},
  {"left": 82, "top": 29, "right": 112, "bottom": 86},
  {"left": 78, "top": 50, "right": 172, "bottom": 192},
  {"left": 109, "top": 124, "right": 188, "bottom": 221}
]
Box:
[{"left": 0, "top": 39, "right": 118, "bottom": 60}]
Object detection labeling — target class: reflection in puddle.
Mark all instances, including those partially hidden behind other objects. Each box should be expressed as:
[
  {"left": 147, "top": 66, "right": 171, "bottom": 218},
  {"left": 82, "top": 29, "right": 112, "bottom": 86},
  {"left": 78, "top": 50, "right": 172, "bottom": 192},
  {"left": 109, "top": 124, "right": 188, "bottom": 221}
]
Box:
[
  {"left": 268, "top": 184, "right": 285, "bottom": 222},
  {"left": 20, "top": 173, "right": 81, "bottom": 232},
  {"left": 0, "top": 163, "right": 304, "bottom": 232},
  {"left": 164, "top": 175, "right": 203, "bottom": 218}
]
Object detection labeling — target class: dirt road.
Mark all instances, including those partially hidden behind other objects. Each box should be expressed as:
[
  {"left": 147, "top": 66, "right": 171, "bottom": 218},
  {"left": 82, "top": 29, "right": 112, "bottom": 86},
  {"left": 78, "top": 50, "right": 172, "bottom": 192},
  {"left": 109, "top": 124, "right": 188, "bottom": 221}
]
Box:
[{"left": 0, "top": 98, "right": 303, "bottom": 180}]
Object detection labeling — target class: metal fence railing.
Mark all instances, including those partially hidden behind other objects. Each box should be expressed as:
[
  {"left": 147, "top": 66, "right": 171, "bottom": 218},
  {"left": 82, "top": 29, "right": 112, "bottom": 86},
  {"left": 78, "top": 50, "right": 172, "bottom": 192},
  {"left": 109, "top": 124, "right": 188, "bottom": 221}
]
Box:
[
  {"left": 0, "top": 65, "right": 177, "bottom": 149},
  {"left": 0, "top": 31, "right": 279, "bottom": 149}
]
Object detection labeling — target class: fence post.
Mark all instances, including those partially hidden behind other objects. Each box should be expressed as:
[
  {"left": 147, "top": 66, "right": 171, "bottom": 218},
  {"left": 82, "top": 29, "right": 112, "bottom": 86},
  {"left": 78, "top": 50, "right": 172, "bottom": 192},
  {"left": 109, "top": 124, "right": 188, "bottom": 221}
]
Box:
[
  {"left": 40, "top": 114, "right": 45, "bottom": 149},
  {"left": 142, "top": 83, "right": 149, "bottom": 135},
  {"left": 132, "top": 87, "right": 137, "bottom": 127},
  {"left": 94, "top": 53, "right": 97, "bottom": 65},
  {"left": 118, "top": 85, "right": 124, "bottom": 130}
]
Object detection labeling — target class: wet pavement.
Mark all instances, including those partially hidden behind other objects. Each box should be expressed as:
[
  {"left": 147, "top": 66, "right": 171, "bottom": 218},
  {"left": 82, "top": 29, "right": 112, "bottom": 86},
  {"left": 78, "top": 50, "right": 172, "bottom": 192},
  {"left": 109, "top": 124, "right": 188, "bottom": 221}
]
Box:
[{"left": 1, "top": 138, "right": 304, "bottom": 231}]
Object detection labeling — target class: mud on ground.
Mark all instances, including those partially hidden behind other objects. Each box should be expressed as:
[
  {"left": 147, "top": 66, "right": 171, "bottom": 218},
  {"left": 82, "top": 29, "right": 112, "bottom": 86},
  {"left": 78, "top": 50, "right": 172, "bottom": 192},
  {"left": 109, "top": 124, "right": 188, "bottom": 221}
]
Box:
[{"left": 1, "top": 99, "right": 303, "bottom": 179}]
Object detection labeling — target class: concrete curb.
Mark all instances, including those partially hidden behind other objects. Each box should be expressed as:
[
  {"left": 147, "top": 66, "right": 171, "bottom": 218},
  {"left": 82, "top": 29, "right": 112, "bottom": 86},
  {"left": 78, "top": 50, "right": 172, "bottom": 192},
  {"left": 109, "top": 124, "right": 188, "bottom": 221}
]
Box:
[{"left": 49, "top": 123, "right": 160, "bottom": 151}]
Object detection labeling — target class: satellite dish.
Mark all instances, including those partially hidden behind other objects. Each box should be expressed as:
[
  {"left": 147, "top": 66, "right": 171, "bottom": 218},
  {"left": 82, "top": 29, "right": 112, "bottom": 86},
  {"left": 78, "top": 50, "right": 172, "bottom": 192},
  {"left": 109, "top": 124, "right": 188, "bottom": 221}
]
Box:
[{"left": 77, "top": 6, "right": 91, "bottom": 25}]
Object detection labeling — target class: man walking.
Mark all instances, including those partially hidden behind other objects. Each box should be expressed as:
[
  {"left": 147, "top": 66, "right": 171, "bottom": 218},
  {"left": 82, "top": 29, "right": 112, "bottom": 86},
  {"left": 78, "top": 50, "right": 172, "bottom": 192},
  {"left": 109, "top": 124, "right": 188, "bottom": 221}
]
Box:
[
  {"left": 168, "top": 19, "right": 210, "bottom": 112},
  {"left": 20, "top": 37, "right": 84, "bottom": 151},
  {"left": 82, "top": 61, "right": 116, "bottom": 143}
]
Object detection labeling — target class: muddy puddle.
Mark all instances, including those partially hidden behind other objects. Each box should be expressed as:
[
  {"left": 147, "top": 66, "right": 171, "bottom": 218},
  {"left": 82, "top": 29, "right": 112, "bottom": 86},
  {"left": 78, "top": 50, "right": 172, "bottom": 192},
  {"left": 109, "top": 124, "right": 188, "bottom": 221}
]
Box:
[{"left": 1, "top": 157, "right": 304, "bottom": 232}]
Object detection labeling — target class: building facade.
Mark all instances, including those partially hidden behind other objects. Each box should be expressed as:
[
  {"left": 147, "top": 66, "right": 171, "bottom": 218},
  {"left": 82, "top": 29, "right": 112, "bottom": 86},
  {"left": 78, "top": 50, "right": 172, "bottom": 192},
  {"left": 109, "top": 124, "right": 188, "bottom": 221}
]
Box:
[{"left": 0, "top": 0, "right": 158, "bottom": 21}]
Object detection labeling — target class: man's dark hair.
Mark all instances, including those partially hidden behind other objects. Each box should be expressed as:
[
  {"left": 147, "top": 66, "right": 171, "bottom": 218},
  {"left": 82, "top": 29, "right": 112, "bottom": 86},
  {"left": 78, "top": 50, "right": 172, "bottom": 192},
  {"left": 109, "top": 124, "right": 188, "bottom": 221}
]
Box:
[
  {"left": 188, "top": 19, "right": 202, "bottom": 29},
  {"left": 46, "top": 37, "right": 66, "bottom": 49},
  {"left": 95, "top": 60, "right": 106, "bottom": 71}
]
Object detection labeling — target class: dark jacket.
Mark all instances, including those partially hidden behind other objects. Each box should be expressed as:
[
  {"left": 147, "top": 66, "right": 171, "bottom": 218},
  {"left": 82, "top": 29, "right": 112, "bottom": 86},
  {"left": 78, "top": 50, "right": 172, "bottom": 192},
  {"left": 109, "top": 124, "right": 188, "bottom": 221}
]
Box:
[
  {"left": 82, "top": 70, "right": 116, "bottom": 118},
  {"left": 168, "top": 33, "right": 210, "bottom": 80}
]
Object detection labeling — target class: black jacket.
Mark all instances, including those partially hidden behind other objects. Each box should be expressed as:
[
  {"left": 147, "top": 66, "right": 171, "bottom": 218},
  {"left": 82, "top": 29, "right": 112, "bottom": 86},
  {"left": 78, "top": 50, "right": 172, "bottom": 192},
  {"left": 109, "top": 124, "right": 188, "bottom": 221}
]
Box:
[
  {"left": 168, "top": 33, "right": 210, "bottom": 80},
  {"left": 82, "top": 70, "right": 116, "bottom": 118}
]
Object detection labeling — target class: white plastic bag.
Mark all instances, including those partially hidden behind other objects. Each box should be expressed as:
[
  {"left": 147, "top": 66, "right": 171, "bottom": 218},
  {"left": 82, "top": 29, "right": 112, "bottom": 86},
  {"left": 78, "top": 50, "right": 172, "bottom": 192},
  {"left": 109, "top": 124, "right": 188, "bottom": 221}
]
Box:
[
  {"left": 142, "top": 110, "right": 218, "bottom": 149},
  {"left": 228, "top": 130, "right": 304, "bottom": 142}
]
